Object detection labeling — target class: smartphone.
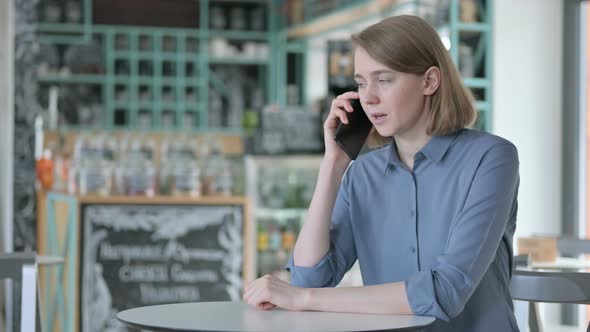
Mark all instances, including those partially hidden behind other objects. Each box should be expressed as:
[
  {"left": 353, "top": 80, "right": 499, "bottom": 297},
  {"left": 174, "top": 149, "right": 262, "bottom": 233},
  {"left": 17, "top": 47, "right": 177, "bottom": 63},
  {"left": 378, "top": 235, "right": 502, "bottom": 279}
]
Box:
[{"left": 333, "top": 98, "right": 373, "bottom": 160}]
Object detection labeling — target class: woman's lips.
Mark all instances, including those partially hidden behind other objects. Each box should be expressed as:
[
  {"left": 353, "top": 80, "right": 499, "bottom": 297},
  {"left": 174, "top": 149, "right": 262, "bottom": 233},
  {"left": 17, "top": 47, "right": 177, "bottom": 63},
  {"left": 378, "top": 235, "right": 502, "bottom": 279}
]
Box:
[{"left": 370, "top": 113, "right": 388, "bottom": 125}]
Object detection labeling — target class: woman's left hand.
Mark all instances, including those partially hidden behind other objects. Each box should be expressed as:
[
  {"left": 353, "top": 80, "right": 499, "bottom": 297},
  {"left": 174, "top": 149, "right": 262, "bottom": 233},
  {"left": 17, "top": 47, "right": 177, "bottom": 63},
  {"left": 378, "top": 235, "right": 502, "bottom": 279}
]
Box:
[{"left": 243, "top": 274, "right": 309, "bottom": 311}]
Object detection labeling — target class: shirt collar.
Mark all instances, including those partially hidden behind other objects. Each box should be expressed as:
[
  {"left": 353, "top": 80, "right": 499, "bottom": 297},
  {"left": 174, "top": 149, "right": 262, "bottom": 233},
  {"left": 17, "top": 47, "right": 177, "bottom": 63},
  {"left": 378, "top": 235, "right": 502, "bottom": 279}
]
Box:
[
  {"left": 384, "top": 129, "right": 463, "bottom": 174},
  {"left": 384, "top": 143, "right": 402, "bottom": 174}
]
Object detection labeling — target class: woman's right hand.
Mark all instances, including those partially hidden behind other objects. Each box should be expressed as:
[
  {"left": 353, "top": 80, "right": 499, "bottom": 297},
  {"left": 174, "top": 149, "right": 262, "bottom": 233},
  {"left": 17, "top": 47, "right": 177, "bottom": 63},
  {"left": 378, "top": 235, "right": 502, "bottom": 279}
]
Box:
[{"left": 323, "top": 91, "right": 360, "bottom": 163}]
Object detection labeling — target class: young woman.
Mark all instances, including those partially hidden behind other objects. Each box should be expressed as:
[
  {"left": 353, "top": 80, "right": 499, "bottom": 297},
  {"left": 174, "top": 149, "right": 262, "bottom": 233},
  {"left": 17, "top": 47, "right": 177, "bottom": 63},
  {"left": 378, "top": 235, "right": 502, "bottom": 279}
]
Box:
[{"left": 244, "top": 15, "right": 519, "bottom": 331}]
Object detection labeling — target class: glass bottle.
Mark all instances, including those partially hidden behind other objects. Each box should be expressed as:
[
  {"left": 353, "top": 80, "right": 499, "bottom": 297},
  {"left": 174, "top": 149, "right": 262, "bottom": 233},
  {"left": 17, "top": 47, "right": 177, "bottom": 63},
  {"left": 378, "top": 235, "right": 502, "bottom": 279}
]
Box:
[
  {"left": 78, "top": 136, "right": 108, "bottom": 195},
  {"left": 257, "top": 222, "right": 269, "bottom": 252},
  {"left": 36, "top": 149, "right": 54, "bottom": 191},
  {"left": 268, "top": 223, "right": 282, "bottom": 251},
  {"left": 281, "top": 223, "right": 296, "bottom": 250},
  {"left": 123, "top": 136, "right": 156, "bottom": 196},
  {"left": 203, "top": 140, "right": 232, "bottom": 196}
]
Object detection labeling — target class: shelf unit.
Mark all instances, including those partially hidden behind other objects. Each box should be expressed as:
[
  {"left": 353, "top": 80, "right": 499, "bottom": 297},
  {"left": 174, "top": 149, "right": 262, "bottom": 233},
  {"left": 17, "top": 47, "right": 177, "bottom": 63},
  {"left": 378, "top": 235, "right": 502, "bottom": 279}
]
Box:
[
  {"left": 36, "top": 0, "right": 492, "bottom": 131},
  {"left": 36, "top": 0, "right": 277, "bottom": 132},
  {"left": 448, "top": 0, "right": 493, "bottom": 131},
  {"left": 245, "top": 155, "right": 322, "bottom": 278},
  {"left": 37, "top": 0, "right": 92, "bottom": 44}
]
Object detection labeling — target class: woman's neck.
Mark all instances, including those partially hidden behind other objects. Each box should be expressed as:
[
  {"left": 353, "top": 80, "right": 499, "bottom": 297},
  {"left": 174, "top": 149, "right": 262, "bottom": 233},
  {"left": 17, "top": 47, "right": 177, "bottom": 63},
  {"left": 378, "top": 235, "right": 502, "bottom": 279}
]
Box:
[
  {"left": 395, "top": 132, "right": 431, "bottom": 170},
  {"left": 393, "top": 98, "right": 433, "bottom": 170}
]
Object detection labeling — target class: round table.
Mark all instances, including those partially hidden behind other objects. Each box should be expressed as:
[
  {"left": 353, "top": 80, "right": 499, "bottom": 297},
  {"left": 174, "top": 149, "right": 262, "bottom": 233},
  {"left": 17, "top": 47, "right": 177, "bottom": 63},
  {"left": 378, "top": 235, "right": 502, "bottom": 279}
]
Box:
[
  {"left": 117, "top": 301, "right": 436, "bottom": 332},
  {"left": 511, "top": 267, "right": 590, "bottom": 332}
]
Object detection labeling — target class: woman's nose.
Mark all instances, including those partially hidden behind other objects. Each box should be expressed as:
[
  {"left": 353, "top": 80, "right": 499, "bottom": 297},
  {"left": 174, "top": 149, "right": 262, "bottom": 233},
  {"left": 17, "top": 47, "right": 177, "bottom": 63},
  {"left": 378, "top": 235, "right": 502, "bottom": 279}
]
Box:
[{"left": 361, "top": 88, "right": 379, "bottom": 105}]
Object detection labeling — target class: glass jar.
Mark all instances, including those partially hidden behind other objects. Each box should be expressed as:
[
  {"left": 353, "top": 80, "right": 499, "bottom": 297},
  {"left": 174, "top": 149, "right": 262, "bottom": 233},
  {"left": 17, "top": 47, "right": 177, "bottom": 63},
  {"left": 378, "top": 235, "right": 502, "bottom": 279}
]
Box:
[
  {"left": 204, "top": 154, "right": 233, "bottom": 196},
  {"left": 78, "top": 159, "right": 108, "bottom": 195},
  {"left": 229, "top": 7, "right": 246, "bottom": 30},
  {"left": 124, "top": 159, "right": 156, "bottom": 197},
  {"left": 210, "top": 6, "right": 226, "bottom": 29},
  {"left": 121, "top": 136, "right": 156, "bottom": 196},
  {"left": 171, "top": 161, "right": 202, "bottom": 197}
]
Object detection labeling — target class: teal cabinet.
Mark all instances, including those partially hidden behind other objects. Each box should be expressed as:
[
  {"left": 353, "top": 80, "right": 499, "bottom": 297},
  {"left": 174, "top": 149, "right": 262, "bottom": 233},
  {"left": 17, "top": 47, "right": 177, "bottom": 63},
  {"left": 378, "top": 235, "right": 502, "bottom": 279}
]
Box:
[{"left": 36, "top": 0, "right": 276, "bottom": 133}]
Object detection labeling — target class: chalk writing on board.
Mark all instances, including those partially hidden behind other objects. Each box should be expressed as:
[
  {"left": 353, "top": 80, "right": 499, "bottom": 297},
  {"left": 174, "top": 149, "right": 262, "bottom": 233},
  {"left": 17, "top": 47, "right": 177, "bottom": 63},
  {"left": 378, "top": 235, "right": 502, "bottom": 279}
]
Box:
[{"left": 81, "top": 204, "right": 244, "bottom": 332}]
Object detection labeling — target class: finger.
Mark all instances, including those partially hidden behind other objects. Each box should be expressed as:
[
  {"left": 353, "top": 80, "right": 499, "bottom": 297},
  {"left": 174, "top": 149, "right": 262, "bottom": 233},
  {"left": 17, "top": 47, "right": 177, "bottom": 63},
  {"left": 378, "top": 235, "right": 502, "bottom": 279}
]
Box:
[
  {"left": 247, "top": 284, "right": 266, "bottom": 305},
  {"left": 336, "top": 91, "right": 359, "bottom": 100},
  {"left": 243, "top": 282, "right": 253, "bottom": 300},
  {"left": 332, "top": 108, "right": 349, "bottom": 124},
  {"left": 329, "top": 100, "right": 350, "bottom": 119},
  {"left": 332, "top": 98, "right": 354, "bottom": 113},
  {"left": 243, "top": 279, "right": 263, "bottom": 301},
  {"left": 243, "top": 282, "right": 251, "bottom": 300},
  {"left": 252, "top": 291, "right": 272, "bottom": 309},
  {"left": 260, "top": 302, "right": 276, "bottom": 310},
  {"left": 247, "top": 284, "right": 269, "bottom": 307},
  {"left": 256, "top": 300, "right": 274, "bottom": 310}
]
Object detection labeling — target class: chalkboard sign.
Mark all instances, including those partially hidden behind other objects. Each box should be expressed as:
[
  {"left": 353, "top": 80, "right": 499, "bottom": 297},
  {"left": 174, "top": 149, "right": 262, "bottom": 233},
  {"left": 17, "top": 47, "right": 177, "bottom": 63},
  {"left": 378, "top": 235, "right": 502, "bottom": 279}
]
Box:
[{"left": 80, "top": 204, "right": 244, "bottom": 332}]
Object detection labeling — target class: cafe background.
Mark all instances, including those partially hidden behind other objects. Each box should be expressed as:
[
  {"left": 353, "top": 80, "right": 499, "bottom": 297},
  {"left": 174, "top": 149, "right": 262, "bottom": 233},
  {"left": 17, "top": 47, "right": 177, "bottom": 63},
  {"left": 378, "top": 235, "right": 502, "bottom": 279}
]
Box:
[{"left": 0, "top": 0, "right": 587, "bottom": 331}]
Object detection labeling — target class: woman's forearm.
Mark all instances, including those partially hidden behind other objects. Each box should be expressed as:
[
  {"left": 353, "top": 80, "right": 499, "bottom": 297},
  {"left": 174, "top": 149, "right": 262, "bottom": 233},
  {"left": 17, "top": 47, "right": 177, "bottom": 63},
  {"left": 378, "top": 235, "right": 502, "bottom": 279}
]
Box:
[
  {"left": 302, "top": 282, "right": 413, "bottom": 315},
  {"left": 293, "top": 156, "right": 350, "bottom": 267}
]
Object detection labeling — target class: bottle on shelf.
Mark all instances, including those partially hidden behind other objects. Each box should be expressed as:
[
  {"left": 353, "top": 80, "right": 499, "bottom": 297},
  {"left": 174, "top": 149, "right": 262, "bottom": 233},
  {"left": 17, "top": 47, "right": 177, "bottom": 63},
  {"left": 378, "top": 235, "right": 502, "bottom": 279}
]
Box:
[
  {"left": 210, "top": 6, "right": 227, "bottom": 29},
  {"left": 159, "top": 135, "right": 174, "bottom": 195},
  {"left": 203, "top": 140, "right": 233, "bottom": 196},
  {"left": 168, "top": 136, "right": 202, "bottom": 197},
  {"left": 113, "top": 135, "right": 129, "bottom": 195},
  {"left": 229, "top": 7, "right": 247, "bottom": 30},
  {"left": 77, "top": 135, "right": 111, "bottom": 196},
  {"left": 281, "top": 223, "right": 296, "bottom": 251},
  {"left": 51, "top": 134, "right": 69, "bottom": 193},
  {"left": 52, "top": 152, "right": 67, "bottom": 192},
  {"left": 122, "top": 136, "right": 156, "bottom": 197},
  {"left": 257, "top": 223, "right": 269, "bottom": 252},
  {"left": 36, "top": 149, "right": 54, "bottom": 191},
  {"left": 268, "top": 223, "right": 282, "bottom": 251},
  {"left": 65, "top": 0, "right": 82, "bottom": 24},
  {"left": 249, "top": 7, "right": 265, "bottom": 31}
]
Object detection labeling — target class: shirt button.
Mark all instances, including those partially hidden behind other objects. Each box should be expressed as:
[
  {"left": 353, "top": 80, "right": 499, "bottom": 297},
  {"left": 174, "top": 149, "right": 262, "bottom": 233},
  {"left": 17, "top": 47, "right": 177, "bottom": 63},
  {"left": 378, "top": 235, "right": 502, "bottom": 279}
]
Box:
[
  {"left": 410, "top": 210, "right": 415, "bottom": 217},
  {"left": 410, "top": 246, "right": 416, "bottom": 253}
]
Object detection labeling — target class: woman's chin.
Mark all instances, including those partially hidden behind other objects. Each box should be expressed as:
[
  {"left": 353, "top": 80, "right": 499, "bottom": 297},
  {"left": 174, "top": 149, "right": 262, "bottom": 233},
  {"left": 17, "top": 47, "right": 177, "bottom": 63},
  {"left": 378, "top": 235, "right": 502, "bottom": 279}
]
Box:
[{"left": 374, "top": 126, "right": 395, "bottom": 138}]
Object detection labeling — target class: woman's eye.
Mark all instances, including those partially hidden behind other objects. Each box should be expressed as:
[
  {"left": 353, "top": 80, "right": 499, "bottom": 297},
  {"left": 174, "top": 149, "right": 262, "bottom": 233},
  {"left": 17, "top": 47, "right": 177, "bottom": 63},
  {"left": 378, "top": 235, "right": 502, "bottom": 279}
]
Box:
[
  {"left": 356, "top": 82, "right": 366, "bottom": 88},
  {"left": 378, "top": 79, "right": 391, "bottom": 84}
]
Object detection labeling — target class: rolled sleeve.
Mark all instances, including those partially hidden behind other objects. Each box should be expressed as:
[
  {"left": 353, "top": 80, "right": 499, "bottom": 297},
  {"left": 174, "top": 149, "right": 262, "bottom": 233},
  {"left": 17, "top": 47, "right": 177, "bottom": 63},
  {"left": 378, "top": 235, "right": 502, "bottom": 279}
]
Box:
[
  {"left": 286, "top": 251, "right": 339, "bottom": 287},
  {"left": 285, "top": 164, "right": 358, "bottom": 288},
  {"left": 406, "top": 269, "right": 453, "bottom": 321},
  {"left": 406, "top": 143, "right": 519, "bottom": 321}
]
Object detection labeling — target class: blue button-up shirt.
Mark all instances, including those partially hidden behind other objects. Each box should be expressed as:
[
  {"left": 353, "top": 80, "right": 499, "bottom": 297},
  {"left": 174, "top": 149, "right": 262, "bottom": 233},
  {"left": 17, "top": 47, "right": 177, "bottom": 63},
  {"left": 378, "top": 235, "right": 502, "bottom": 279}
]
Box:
[{"left": 286, "top": 129, "right": 520, "bottom": 331}]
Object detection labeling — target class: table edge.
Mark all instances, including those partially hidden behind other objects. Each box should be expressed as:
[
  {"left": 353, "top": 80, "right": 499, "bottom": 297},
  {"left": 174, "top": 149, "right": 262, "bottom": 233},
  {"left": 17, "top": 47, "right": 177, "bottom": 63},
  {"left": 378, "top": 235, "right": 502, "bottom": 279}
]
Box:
[{"left": 116, "top": 306, "right": 437, "bottom": 332}]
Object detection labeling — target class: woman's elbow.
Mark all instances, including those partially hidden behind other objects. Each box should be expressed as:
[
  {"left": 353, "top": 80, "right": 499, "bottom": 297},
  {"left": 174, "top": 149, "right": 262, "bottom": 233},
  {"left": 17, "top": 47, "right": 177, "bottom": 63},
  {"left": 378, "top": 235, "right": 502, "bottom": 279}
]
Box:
[
  {"left": 432, "top": 272, "right": 473, "bottom": 320},
  {"left": 441, "top": 299, "right": 467, "bottom": 320}
]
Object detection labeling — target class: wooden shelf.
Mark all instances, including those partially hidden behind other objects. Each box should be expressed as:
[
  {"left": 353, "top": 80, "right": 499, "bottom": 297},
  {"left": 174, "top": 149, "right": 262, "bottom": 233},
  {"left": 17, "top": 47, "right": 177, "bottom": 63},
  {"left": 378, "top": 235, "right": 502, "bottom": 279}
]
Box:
[
  {"left": 43, "top": 130, "right": 245, "bottom": 157},
  {"left": 42, "top": 191, "right": 248, "bottom": 205},
  {"left": 74, "top": 194, "right": 248, "bottom": 205}
]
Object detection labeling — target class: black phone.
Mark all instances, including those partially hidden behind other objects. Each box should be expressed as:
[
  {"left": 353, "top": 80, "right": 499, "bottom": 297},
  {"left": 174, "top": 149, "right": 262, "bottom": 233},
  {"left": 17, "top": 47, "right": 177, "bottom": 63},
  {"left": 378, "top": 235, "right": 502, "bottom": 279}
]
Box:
[{"left": 333, "top": 98, "right": 373, "bottom": 160}]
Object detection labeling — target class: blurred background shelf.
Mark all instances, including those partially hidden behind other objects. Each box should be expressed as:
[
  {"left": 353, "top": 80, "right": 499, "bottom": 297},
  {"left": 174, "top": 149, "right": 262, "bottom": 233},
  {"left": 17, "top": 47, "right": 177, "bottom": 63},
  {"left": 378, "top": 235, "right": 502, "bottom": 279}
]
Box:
[
  {"left": 36, "top": 0, "right": 277, "bottom": 132},
  {"left": 208, "top": 57, "right": 269, "bottom": 65},
  {"left": 256, "top": 208, "right": 308, "bottom": 220}
]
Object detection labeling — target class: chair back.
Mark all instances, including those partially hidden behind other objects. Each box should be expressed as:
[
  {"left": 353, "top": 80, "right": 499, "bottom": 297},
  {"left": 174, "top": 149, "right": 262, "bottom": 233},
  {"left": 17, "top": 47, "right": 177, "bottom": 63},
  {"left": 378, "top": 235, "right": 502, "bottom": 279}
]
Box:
[{"left": 0, "top": 252, "right": 39, "bottom": 332}]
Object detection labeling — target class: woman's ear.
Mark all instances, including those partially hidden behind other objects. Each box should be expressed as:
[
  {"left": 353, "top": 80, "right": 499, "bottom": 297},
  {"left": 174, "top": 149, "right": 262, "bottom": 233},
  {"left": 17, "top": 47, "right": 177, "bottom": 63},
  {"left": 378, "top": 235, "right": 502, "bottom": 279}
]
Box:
[{"left": 423, "top": 66, "right": 441, "bottom": 96}]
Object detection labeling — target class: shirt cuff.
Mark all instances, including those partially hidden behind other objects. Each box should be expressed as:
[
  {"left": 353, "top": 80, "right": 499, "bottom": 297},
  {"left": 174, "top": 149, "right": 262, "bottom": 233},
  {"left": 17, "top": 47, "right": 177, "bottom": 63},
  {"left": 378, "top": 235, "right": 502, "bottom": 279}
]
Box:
[
  {"left": 405, "top": 269, "right": 450, "bottom": 322},
  {"left": 285, "top": 252, "right": 337, "bottom": 288}
]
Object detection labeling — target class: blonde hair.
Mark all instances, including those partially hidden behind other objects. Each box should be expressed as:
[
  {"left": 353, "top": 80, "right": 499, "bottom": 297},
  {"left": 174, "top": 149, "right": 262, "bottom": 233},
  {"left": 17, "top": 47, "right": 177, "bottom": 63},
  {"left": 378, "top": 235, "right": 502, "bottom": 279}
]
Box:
[{"left": 351, "top": 15, "right": 477, "bottom": 147}]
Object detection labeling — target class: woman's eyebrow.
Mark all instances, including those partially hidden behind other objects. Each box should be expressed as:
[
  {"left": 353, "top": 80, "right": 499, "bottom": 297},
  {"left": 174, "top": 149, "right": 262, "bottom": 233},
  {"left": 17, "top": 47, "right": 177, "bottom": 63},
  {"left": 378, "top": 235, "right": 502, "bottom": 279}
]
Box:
[
  {"left": 369, "top": 70, "right": 395, "bottom": 76},
  {"left": 354, "top": 70, "right": 395, "bottom": 79}
]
